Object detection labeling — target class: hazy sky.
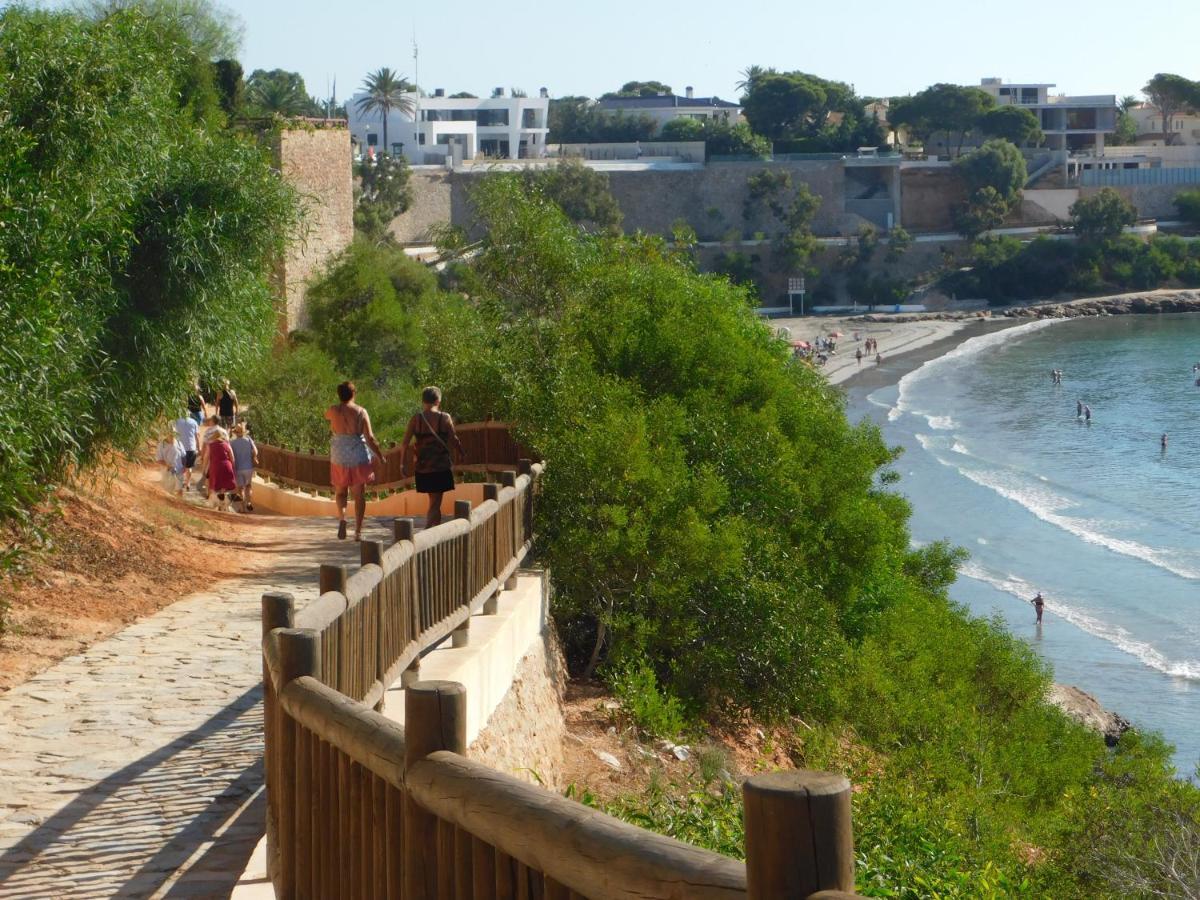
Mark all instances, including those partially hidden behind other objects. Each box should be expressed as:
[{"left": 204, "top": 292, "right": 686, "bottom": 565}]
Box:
[{"left": 53, "top": 0, "right": 1200, "bottom": 102}]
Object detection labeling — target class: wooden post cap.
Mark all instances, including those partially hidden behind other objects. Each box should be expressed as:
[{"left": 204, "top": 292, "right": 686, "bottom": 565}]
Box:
[
  {"left": 454, "top": 499, "right": 471, "bottom": 520},
  {"left": 361, "top": 539, "right": 383, "bottom": 567},
  {"left": 500, "top": 471, "right": 516, "bottom": 488},
  {"left": 275, "top": 628, "right": 321, "bottom": 685},
  {"left": 319, "top": 563, "right": 349, "bottom": 596},
  {"left": 261, "top": 592, "right": 295, "bottom": 635},
  {"left": 744, "top": 770, "right": 854, "bottom": 899},
  {"left": 518, "top": 458, "right": 532, "bottom": 475},
  {"left": 404, "top": 681, "right": 467, "bottom": 762},
  {"left": 394, "top": 517, "right": 416, "bottom": 543},
  {"left": 483, "top": 483, "right": 499, "bottom": 502}
]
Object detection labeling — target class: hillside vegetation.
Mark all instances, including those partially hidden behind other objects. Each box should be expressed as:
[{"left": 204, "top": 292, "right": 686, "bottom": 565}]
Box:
[{"left": 254, "top": 175, "right": 1199, "bottom": 897}]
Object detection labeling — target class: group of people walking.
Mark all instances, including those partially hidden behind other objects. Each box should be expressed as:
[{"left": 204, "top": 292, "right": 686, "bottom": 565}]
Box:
[{"left": 160, "top": 379, "right": 258, "bottom": 513}]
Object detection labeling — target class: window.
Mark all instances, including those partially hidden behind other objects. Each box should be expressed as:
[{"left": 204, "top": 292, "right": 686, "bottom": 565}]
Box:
[
  {"left": 366, "top": 133, "right": 378, "bottom": 147},
  {"left": 418, "top": 133, "right": 426, "bottom": 145}
]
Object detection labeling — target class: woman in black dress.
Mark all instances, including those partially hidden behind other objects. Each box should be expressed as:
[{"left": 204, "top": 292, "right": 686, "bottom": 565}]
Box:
[{"left": 399, "top": 387, "right": 464, "bottom": 528}]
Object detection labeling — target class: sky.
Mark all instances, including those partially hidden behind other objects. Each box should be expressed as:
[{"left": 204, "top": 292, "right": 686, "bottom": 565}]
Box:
[
  {"left": 46, "top": 0, "right": 1200, "bottom": 103},
  {"left": 222, "top": 0, "right": 1200, "bottom": 103}
]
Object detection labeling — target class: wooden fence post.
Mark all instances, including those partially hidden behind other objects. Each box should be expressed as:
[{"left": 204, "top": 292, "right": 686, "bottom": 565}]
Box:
[
  {"left": 360, "top": 541, "right": 386, "bottom": 710},
  {"left": 274, "top": 628, "right": 321, "bottom": 900},
  {"left": 743, "top": 770, "right": 854, "bottom": 899},
  {"left": 260, "top": 592, "right": 295, "bottom": 886},
  {"left": 453, "top": 501, "right": 472, "bottom": 648},
  {"left": 404, "top": 681, "right": 467, "bottom": 899},
  {"left": 394, "top": 517, "right": 415, "bottom": 544},
  {"left": 319, "top": 563, "right": 348, "bottom": 597},
  {"left": 518, "top": 458, "right": 532, "bottom": 476},
  {"left": 483, "top": 483, "right": 499, "bottom": 503},
  {"left": 500, "top": 471, "right": 516, "bottom": 488}
]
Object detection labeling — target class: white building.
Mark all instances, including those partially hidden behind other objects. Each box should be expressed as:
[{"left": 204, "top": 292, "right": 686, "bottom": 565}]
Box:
[
  {"left": 594, "top": 87, "right": 741, "bottom": 135},
  {"left": 348, "top": 87, "right": 550, "bottom": 164},
  {"left": 1129, "top": 103, "right": 1200, "bottom": 147},
  {"left": 977, "top": 78, "right": 1116, "bottom": 156}
]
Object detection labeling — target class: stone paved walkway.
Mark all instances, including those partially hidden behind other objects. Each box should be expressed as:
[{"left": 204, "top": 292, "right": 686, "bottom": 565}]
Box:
[{"left": 0, "top": 515, "right": 394, "bottom": 899}]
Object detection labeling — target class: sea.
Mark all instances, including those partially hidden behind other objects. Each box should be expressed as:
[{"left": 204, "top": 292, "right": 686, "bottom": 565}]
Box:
[{"left": 847, "top": 313, "right": 1200, "bottom": 776}]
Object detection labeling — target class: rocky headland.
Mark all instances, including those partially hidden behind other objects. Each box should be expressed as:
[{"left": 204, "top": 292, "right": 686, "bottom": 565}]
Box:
[
  {"left": 1004, "top": 288, "right": 1200, "bottom": 319},
  {"left": 1047, "top": 683, "right": 1132, "bottom": 747}
]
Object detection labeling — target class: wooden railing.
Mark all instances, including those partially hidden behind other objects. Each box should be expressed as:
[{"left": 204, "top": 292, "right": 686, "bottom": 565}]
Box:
[
  {"left": 256, "top": 420, "right": 534, "bottom": 492},
  {"left": 260, "top": 463, "right": 862, "bottom": 899}
]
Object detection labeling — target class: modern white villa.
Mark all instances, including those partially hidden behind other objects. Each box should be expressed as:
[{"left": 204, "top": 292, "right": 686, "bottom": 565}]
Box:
[
  {"left": 347, "top": 87, "right": 550, "bottom": 164},
  {"left": 977, "top": 78, "right": 1117, "bottom": 156}
]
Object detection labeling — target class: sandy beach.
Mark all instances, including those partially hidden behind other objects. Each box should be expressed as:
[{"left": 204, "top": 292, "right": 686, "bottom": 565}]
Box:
[{"left": 769, "top": 313, "right": 1013, "bottom": 388}]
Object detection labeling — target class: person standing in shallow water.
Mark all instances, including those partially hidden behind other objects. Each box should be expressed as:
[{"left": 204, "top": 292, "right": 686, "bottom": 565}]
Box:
[
  {"left": 1032, "top": 592, "right": 1045, "bottom": 625},
  {"left": 325, "top": 381, "right": 383, "bottom": 541},
  {"left": 400, "top": 386, "right": 465, "bottom": 529}
]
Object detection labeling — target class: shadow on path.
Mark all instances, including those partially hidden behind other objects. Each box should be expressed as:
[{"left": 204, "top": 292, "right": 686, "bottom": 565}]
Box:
[{"left": 0, "top": 688, "right": 264, "bottom": 900}]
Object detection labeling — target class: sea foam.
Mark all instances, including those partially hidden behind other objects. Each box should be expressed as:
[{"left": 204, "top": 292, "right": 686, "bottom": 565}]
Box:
[{"left": 960, "top": 562, "right": 1200, "bottom": 681}]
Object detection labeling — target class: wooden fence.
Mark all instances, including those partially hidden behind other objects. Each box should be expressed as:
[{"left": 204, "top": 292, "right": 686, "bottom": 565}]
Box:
[
  {"left": 257, "top": 420, "right": 534, "bottom": 492},
  {"left": 260, "top": 463, "right": 862, "bottom": 899}
]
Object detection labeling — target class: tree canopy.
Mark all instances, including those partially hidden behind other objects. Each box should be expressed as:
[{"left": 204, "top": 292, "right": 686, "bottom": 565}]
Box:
[
  {"left": 75, "top": 0, "right": 243, "bottom": 59},
  {"left": 1070, "top": 188, "right": 1138, "bottom": 242},
  {"left": 953, "top": 139, "right": 1027, "bottom": 238},
  {"left": 1143, "top": 73, "right": 1200, "bottom": 144},
  {"left": 739, "top": 70, "right": 883, "bottom": 152},
  {"left": 356, "top": 68, "right": 414, "bottom": 154},
  {"left": 601, "top": 80, "right": 673, "bottom": 98},
  {"left": 889, "top": 83, "right": 996, "bottom": 155},
  {"left": 245, "top": 68, "right": 321, "bottom": 117},
  {"left": 547, "top": 97, "right": 656, "bottom": 143},
  {"left": 978, "top": 105, "right": 1043, "bottom": 145}
]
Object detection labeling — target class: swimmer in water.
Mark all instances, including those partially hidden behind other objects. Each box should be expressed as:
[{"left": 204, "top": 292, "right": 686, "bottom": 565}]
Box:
[
  {"left": 1076, "top": 399, "right": 1083, "bottom": 417},
  {"left": 1084, "top": 404, "right": 1092, "bottom": 422},
  {"left": 1162, "top": 433, "right": 1168, "bottom": 450}
]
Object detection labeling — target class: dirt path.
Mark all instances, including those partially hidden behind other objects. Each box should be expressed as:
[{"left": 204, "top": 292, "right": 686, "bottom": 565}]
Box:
[{"left": 0, "top": 513, "right": 393, "bottom": 899}]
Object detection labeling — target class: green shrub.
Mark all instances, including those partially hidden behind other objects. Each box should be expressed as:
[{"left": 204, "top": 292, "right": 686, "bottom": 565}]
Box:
[{"left": 608, "top": 661, "right": 689, "bottom": 740}]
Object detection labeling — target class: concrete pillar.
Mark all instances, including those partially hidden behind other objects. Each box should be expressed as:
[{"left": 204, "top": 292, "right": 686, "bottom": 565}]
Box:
[
  {"left": 1094, "top": 132, "right": 1105, "bottom": 156},
  {"left": 890, "top": 166, "right": 903, "bottom": 231}
]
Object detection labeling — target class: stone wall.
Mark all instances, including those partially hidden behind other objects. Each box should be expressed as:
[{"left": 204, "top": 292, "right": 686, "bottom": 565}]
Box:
[
  {"left": 469, "top": 621, "right": 568, "bottom": 791},
  {"left": 274, "top": 126, "right": 353, "bottom": 333},
  {"left": 1078, "top": 183, "right": 1193, "bottom": 220},
  {"left": 390, "top": 168, "right": 453, "bottom": 243},
  {"left": 900, "top": 167, "right": 965, "bottom": 233}
]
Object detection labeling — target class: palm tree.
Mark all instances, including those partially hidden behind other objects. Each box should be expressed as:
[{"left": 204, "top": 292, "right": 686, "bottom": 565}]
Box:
[
  {"left": 245, "top": 70, "right": 312, "bottom": 117},
  {"left": 736, "top": 65, "right": 774, "bottom": 96},
  {"left": 1119, "top": 95, "right": 1139, "bottom": 114},
  {"left": 356, "top": 68, "right": 414, "bottom": 156}
]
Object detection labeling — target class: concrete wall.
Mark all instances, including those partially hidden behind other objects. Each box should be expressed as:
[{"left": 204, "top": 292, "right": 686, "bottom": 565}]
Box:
[
  {"left": 1018, "top": 188, "right": 1080, "bottom": 224},
  {"left": 274, "top": 126, "right": 354, "bottom": 333}
]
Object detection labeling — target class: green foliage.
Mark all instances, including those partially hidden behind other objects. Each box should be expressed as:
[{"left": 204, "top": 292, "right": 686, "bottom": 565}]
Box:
[
  {"left": 740, "top": 70, "right": 883, "bottom": 151},
  {"left": 978, "top": 106, "right": 1043, "bottom": 146},
  {"left": 703, "top": 121, "right": 772, "bottom": 159},
  {"left": 547, "top": 97, "right": 657, "bottom": 144},
  {"left": 240, "top": 342, "right": 342, "bottom": 447},
  {"left": 1144, "top": 73, "right": 1200, "bottom": 144},
  {"left": 710, "top": 251, "right": 761, "bottom": 293},
  {"left": 602, "top": 80, "right": 673, "bottom": 99},
  {"left": 955, "top": 139, "right": 1027, "bottom": 204},
  {"left": 0, "top": 6, "right": 297, "bottom": 527},
  {"left": 354, "top": 155, "right": 413, "bottom": 241},
  {"left": 244, "top": 68, "right": 321, "bottom": 117},
  {"left": 608, "top": 661, "right": 689, "bottom": 739},
  {"left": 75, "top": 0, "right": 244, "bottom": 60},
  {"left": 603, "top": 777, "right": 745, "bottom": 860},
  {"left": 304, "top": 242, "right": 434, "bottom": 385},
  {"left": 355, "top": 67, "right": 414, "bottom": 154},
  {"left": 1175, "top": 188, "right": 1200, "bottom": 226},
  {"left": 889, "top": 84, "right": 995, "bottom": 155},
  {"left": 658, "top": 117, "right": 705, "bottom": 142},
  {"left": 943, "top": 232, "right": 1200, "bottom": 303},
  {"left": 1070, "top": 188, "right": 1137, "bottom": 242},
  {"left": 953, "top": 186, "right": 1011, "bottom": 240},
  {"left": 1111, "top": 110, "right": 1138, "bottom": 146},
  {"left": 519, "top": 159, "right": 623, "bottom": 232},
  {"left": 885, "top": 225, "right": 913, "bottom": 264}
]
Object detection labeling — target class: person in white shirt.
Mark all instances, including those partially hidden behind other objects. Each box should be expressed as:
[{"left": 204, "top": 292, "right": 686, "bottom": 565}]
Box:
[
  {"left": 156, "top": 431, "right": 184, "bottom": 495},
  {"left": 173, "top": 413, "right": 200, "bottom": 491}
]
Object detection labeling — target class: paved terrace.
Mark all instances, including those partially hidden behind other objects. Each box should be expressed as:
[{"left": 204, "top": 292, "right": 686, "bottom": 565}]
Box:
[{"left": 0, "top": 516, "right": 393, "bottom": 899}]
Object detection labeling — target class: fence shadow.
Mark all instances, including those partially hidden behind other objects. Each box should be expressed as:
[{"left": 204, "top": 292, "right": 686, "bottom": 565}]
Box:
[{"left": 0, "top": 687, "right": 265, "bottom": 900}]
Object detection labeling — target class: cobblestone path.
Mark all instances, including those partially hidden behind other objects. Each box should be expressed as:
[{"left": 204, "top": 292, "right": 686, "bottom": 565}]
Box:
[{"left": 0, "top": 515, "right": 393, "bottom": 899}]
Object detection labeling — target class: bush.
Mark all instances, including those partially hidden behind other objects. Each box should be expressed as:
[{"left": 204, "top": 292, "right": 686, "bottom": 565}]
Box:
[
  {"left": 0, "top": 7, "right": 297, "bottom": 527},
  {"left": 608, "top": 661, "right": 689, "bottom": 739},
  {"left": 1175, "top": 188, "right": 1200, "bottom": 226},
  {"left": 1071, "top": 188, "right": 1137, "bottom": 242}
]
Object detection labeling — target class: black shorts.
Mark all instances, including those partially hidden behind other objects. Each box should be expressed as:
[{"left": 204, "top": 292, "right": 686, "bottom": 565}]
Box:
[
  {"left": 415, "top": 469, "right": 454, "bottom": 494},
  {"left": 184, "top": 450, "right": 198, "bottom": 469}
]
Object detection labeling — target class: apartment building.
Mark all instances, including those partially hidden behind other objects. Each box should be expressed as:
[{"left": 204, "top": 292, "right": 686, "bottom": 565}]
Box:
[
  {"left": 1129, "top": 103, "right": 1200, "bottom": 147},
  {"left": 347, "top": 87, "right": 550, "bottom": 164},
  {"left": 594, "top": 87, "right": 741, "bottom": 135}
]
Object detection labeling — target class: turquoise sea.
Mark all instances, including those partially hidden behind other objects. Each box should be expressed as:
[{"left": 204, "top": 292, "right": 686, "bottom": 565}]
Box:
[{"left": 849, "top": 314, "right": 1200, "bottom": 775}]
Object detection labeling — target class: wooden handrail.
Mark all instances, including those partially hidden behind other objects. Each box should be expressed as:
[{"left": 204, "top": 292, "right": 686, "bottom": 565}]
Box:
[{"left": 407, "top": 751, "right": 748, "bottom": 899}]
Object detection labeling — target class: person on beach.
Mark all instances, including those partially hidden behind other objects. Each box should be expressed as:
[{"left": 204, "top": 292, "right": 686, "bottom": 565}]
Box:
[
  {"left": 206, "top": 428, "right": 237, "bottom": 510},
  {"left": 1031, "top": 592, "right": 1045, "bottom": 625},
  {"left": 217, "top": 379, "right": 239, "bottom": 429},
  {"left": 399, "top": 386, "right": 465, "bottom": 530},
  {"left": 325, "top": 381, "right": 384, "bottom": 541},
  {"left": 230, "top": 424, "right": 259, "bottom": 512},
  {"left": 855, "top": 348, "right": 863, "bottom": 366},
  {"left": 875, "top": 353, "right": 883, "bottom": 365},
  {"left": 173, "top": 412, "right": 199, "bottom": 492}
]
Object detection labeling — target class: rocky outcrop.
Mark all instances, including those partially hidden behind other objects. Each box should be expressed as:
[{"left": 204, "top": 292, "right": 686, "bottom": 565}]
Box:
[
  {"left": 1047, "top": 683, "right": 1131, "bottom": 747},
  {"left": 1004, "top": 289, "right": 1200, "bottom": 319}
]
